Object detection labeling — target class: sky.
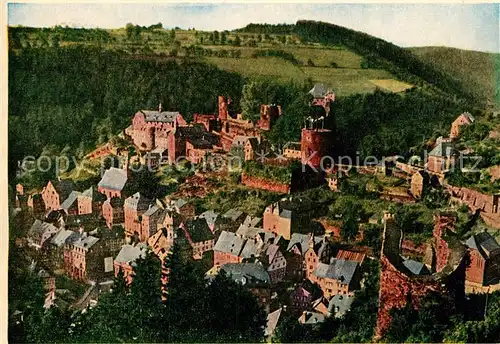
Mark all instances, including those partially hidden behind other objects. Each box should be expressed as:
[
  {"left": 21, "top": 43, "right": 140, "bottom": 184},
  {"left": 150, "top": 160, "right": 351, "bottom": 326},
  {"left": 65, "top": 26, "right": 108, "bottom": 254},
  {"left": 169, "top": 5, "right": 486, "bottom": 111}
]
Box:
[{"left": 7, "top": 2, "right": 500, "bottom": 53}]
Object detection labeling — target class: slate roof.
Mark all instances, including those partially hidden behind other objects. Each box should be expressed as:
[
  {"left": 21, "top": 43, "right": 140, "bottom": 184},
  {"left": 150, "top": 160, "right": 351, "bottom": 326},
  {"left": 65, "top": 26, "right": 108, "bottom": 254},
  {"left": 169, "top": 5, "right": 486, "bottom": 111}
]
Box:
[
  {"left": 402, "top": 258, "right": 430, "bottom": 275},
  {"left": 199, "top": 210, "right": 219, "bottom": 227},
  {"left": 51, "top": 229, "right": 79, "bottom": 247},
  {"left": 53, "top": 180, "right": 75, "bottom": 202},
  {"left": 223, "top": 208, "right": 244, "bottom": 222},
  {"left": 328, "top": 294, "right": 354, "bottom": 318},
  {"left": 213, "top": 231, "right": 246, "bottom": 255},
  {"left": 243, "top": 215, "right": 262, "bottom": 227},
  {"left": 220, "top": 263, "right": 271, "bottom": 286},
  {"left": 141, "top": 110, "right": 180, "bottom": 123},
  {"left": 240, "top": 239, "right": 261, "bottom": 259},
  {"left": 80, "top": 186, "right": 101, "bottom": 200},
  {"left": 98, "top": 167, "right": 128, "bottom": 191},
  {"left": 466, "top": 232, "right": 500, "bottom": 259},
  {"left": 107, "top": 197, "right": 124, "bottom": 208},
  {"left": 246, "top": 137, "right": 260, "bottom": 151},
  {"left": 72, "top": 234, "right": 100, "bottom": 250},
  {"left": 265, "top": 308, "right": 282, "bottom": 337},
  {"left": 125, "top": 192, "right": 151, "bottom": 211},
  {"left": 183, "top": 218, "right": 214, "bottom": 242},
  {"left": 144, "top": 204, "right": 161, "bottom": 217},
  {"left": 173, "top": 198, "right": 188, "bottom": 209},
  {"left": 115, "top": 243, "right": 148, "bottom": 266},
  {"left": 429, "top": 141, "right": 455, "bottom": 158},
  {"left": 28, "top": 220, "right": 59, "bottom": 243},
  {"left": 309, "top": 83, "right": 328, "bottom": 98},
  {"left": 313, "top": 259, "right": 359, "bottom": 285},
  {"left": 299, "top": 311, "right": 325, "bottom": 325},
  {"left": 287, "top": 233, "right": 324, "bottom": 255},
  {"left": 458, "top": 112, "right": 475, "bottom": 124},
  {"left": 61, "top": 191, "right": 81, "bottom": 210}
]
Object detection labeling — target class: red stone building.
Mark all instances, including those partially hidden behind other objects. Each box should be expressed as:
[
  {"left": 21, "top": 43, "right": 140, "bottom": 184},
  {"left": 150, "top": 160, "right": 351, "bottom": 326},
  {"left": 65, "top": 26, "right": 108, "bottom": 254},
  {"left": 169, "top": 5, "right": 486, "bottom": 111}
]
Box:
[
  {"left": 465, "top": 231, "right": 500, "bottom": 290},
  {"left": 114, "top": 243, "right": 148, "bottom": 285},
  {"left": 78, "top": 186, "right": 105, "bottom": 215},
  {"left": 124, "top": 192, "right": 151, "bottom": 240},
  {"left": 124, "top": 107, "right": 187, "bottom": 151},
  {"left": 64, "top": 231, "right": 122, "bottom": 282},
  {"left": 41, "top": 180, "right": 75, "bottom": 211},
  {"left": 263, "top": 200, "right": 315, "bottom": 240},
  {"left": 426, "top": 141, "right": 456, "bottom": 174},
  {"left": 309, "top": 83, "right": 335, "bottom": 116},
  {"left": 140, "top": 205, "right": 164, "bottom": 242},
  {"left": 102, "top": 197, "right": 124, "bottom": 229},
  {"left": 180, "top": 217, "right": 215, "bottom": 260},
  {"left": 283, "top": 142, "right": 302, "bottom": 160},
  {"left": 97, "top": 167, "right": 128, "bottom": 199},
  {"left": 27, "top": 193, "right": 45, "bottom": 216},
  {"left": 450, "top": 112, "right": 474, "bottom": 139},
  {"left": 257, "top": 104, "right": 282, "bottom": 131}
]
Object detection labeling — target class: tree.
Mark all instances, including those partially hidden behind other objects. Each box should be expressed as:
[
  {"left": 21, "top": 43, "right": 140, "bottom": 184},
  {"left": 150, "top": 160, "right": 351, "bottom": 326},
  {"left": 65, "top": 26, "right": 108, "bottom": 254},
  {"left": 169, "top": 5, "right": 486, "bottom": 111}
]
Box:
[
  {"left": 169, "top": 29, "right": 176, "bottom": 41},
  {"left": 220, "top": 31, "right": 227, "bottom": 45},
  {"left": 234, "top": 35, "right": 241, "bottom": 46}
]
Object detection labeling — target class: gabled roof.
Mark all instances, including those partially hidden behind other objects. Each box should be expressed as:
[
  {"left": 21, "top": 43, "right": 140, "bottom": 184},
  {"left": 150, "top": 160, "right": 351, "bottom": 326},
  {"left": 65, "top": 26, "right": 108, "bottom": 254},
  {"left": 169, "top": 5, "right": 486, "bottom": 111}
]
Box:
[
  {"left": 240, "top": 239, "right": 261, "bottom": 259},
  {"left": 243, "top": 215, "right": 262, "bottom": 228},
  {"left": 28, "top": 220, "right": 59, "bottom": 242},
  {"left": 61, "top": 191, "right": 81, "bottom": 211},
  {"left": 52, "top": 180, "right": 75, "bottom": 201},
  {"left": 402, "top": 257, "right": 430, "bottom": 275},
  {"left": 183, "top": 217, "right": 214, "bottom": 243},
  {"left": 246, "top": 137, "right": 260, "bottom": 151},
  {"left": 141, "top": 110, "right": 180, "bottom": 123},
  {"left": 199, "top": 210, "right": 220, "bottom": 227},
  {"left": 220, "top": 262, "right": 271, "bottom": 286},
  {"left": 328, "top": 294, "right": 354, "bottom": 317},
  {"left": 173, "top": 198, "right": 188, "bottom": 209},
  {"left": 213, "top": 231, "right": 245, "bottom": 255},
  {"left": 456, "top": 112, "right": 475, "bottom": 124},
  {"left": 299, "top": 311, "right": 325, "bottom": 325},
  {"left": 143, "top": 204, "right": 162, "bottom": 217},
  {"left": 72, "top": 234, "right": 100, "bottom": 250},
  {"left": 287, "top": 233, "right": 324, "bottom": 255},
  {"left": 313, "top": 259, "right": 359, "bottom": 285},
  {"left": 309, "top": 83, "right": 328, "bottom": 98},
  {"left": 429, "top": 141, "right": 455, "bottom": 158},
  {"left": 115, "top": 243, "right": 148, "bottom": 266},
  {"left": 265, "top": 308, "right": 282, "bottom": 337},
  {"left": 80, "top": 186, "right": 101, "bottom": 200},
  {"left": 98, "top": 167, "right": 128, "bottom": 191},
  {"left": 466, "top": 231, "right": 500, "bottom": 259},
  {"left": 223, "top": 208, "right": 244, "bottom": 222},
  {"left": 125, "top": 192, "right": 151, "bottom": 211},
  {"left": 106, "top": 196, "right": 124, "bottom": 208},
  {"left": 335, "top": 249, "right": 366, "bottom": 264},
  {"left": 51, "top": 229, "right": 79, "bottom": 247}
]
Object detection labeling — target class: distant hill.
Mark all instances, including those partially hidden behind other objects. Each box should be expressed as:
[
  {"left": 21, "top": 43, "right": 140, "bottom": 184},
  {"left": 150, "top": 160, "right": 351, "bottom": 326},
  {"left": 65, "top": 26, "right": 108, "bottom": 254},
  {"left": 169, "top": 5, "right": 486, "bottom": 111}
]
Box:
[
  {"left": 239, "top": 21, "right": 481, "bottom": 105},
  {"left": 409, "top": 46, "right": 499, "bottom": 106}
]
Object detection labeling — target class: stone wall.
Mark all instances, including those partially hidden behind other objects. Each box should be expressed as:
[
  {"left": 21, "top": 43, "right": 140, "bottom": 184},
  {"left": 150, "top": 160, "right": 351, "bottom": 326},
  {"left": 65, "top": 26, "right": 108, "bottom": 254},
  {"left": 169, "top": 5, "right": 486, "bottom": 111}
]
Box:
[
  {"left": 241, "top": 173, "right": 291, "bottom": 194},
  {"left": 447, "top": 185, "right": 500, "bottom": 228}
]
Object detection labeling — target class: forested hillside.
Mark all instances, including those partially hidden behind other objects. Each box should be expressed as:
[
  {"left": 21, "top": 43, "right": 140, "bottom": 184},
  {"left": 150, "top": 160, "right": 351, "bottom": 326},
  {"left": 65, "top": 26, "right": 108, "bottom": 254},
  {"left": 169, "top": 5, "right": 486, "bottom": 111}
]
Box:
[
  {"left": 409, "top": 46, "right": 499, "bottom": 105},
  {"left": 8, "top": 46, "right": 244, "bottom": 177}
]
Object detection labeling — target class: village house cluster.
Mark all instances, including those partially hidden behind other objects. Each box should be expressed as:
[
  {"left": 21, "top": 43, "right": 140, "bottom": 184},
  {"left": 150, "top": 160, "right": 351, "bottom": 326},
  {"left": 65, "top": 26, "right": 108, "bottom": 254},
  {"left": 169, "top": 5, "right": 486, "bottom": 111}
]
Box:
[{"left": 12, "top": 83, "right": 500, "bottom": 338}]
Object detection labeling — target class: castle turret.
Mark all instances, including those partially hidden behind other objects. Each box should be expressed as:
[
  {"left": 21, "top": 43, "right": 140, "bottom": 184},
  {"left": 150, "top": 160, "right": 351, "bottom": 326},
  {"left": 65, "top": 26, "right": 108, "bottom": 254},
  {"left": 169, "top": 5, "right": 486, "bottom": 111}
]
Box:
[
  {"left": 300, "top": 128, "right": 332, "bottom": 169},
  {"left": 218, "top": 96, "right": 228, "bottom": 121}
]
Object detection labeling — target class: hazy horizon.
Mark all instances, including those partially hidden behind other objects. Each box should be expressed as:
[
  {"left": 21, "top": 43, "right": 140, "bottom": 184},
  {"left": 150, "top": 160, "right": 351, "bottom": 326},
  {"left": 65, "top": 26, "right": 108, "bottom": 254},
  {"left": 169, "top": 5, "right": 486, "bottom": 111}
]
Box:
[{"left": 8, "top": 3, "right": 500, "bottom": 53}]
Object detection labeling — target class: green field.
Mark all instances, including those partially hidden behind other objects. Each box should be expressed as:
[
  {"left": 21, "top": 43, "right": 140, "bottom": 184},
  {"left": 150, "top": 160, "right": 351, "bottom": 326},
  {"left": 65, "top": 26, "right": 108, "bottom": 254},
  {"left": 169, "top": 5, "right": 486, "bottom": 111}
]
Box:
[{"left": 13, "top": 26, "right": 410, "bottom": 97}]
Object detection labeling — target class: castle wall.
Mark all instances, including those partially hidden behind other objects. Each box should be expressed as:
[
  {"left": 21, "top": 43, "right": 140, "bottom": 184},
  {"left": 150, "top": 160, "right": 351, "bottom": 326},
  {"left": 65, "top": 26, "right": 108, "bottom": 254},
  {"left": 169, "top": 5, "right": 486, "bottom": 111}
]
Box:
[{"left": 241, "top": 173, "right": 291, "bottom": 194}]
